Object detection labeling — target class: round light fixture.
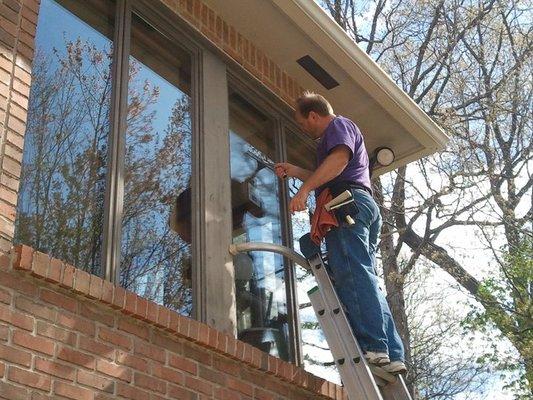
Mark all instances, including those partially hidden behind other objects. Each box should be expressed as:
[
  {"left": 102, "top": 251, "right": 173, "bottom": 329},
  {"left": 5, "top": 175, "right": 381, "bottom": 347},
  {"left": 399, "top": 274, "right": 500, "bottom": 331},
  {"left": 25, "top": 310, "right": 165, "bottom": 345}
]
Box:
[{"left": 376, "top": 147, "right": 395, "bottom": 166}]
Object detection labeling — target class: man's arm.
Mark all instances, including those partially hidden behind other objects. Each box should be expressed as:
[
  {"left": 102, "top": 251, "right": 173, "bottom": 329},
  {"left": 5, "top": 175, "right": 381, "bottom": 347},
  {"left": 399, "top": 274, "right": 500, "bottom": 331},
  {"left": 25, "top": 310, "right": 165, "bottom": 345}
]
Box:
[
  {"left": 274, "top": 163, "right": 313, "bottom": 181},
  {"left": 290, "top": 145, "right": 351, "bottom": 213}
]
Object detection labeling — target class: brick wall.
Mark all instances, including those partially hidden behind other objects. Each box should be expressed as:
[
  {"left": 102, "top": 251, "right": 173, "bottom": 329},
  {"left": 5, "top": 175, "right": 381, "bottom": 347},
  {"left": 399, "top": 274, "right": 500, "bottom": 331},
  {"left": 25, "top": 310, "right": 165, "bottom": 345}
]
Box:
[
  {"left": 0, "top": 245, "right": 346, "bottom": 399},
  {"left": 0, "top": 1, "right": 343, "bottom": 399},
  {"left": 0, "top": 0, "right": 37, "bottom": 252},
  {"left": 159, "top": 0, "right": 306, "bottom": 106}
]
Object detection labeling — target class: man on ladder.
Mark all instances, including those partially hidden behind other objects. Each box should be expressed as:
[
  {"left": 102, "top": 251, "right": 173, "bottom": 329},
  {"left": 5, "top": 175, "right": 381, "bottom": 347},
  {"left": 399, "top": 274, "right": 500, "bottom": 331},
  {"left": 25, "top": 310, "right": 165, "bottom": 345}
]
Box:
[{"left": 275, "top": 91, "right": 407, "bottom": 375}]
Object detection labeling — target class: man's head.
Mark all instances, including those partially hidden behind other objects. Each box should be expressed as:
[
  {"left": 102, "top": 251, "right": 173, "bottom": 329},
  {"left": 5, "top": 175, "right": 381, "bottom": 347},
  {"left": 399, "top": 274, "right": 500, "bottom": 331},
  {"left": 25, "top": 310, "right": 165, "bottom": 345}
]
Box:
[{"left": 294, "top": 91, "right": 335, "bottom": 139}]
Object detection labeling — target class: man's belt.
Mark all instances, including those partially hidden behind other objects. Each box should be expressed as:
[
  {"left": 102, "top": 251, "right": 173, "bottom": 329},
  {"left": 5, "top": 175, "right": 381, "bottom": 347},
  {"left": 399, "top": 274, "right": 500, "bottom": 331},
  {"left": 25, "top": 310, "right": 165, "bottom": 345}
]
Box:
[{"left": 330, "top": 181, "right": 372, "bottom": 197}]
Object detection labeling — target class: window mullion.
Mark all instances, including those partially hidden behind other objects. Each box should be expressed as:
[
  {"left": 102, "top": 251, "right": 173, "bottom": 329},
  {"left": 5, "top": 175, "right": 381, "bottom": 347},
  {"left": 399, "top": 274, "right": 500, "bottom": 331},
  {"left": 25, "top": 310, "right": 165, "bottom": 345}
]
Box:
[
  {"left": 278, "top": 125, "right": 303, "bottom": 366},
  {"left": 102, "top": 0, "right": 132, "bottom": 284}
]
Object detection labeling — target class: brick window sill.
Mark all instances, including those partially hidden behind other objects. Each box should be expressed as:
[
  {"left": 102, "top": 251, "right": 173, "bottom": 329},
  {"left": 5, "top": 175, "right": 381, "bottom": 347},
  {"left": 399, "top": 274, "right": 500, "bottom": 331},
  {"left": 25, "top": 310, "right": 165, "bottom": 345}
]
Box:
[{"left": 6, "top": 244, "right": 345, "bottom": 399}]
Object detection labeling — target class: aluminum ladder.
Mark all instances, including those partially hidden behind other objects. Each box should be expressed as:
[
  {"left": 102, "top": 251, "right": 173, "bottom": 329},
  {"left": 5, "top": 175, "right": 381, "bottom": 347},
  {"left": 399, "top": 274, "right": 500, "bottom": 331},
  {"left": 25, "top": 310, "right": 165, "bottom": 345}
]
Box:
[{"left": 229, "top": 242, "right": 412, "bottom": 400}]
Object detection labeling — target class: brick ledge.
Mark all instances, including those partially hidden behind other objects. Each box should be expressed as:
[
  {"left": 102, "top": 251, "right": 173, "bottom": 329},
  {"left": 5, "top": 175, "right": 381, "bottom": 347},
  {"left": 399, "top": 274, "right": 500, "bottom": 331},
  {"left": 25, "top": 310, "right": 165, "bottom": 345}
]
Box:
[{"left": 8, "top": 245, "right": 345, "bottom": 400}]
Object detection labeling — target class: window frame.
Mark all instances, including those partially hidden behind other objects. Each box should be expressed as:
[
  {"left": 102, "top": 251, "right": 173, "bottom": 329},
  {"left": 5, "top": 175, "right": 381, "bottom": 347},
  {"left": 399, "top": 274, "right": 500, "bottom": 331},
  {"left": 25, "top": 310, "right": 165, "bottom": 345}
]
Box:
[
  {"left": 28, "top": 0, "right": 319, "bottom": 364},
  {"left": 100, "top": 0, "right": 202, "bottom": 317}
]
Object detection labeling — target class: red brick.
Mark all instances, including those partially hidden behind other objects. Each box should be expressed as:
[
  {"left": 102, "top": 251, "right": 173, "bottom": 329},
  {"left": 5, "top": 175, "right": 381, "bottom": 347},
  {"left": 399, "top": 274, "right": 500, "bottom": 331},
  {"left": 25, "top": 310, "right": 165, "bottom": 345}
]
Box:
[
  {"left": 57, "top": 313, "right": 95, "bottom": 336},
  {"left": 0, "top": 288, "right": 11, "bottom": 304},
  {"left": 168, "top": 353, "right": 197, "bottom": 375},
  {"left": 146, "top": 299, "right": 158, "bottom": 323},
  {"left": 80, "top": 302, "right": 114, "bottom": 327},
  {"left": 13, "top": 244, "right": 32, "bottom": 270},
  {"left": 73, "top": 269, "right": 90, "bottom": 294},
  {"left": 77, "top": 369, "right": 114, "bottom": 393},
  {"left": 13, "top": 330, "right": 55, "bottom": 356},
  {"left": 57, "top": 346, "right": 95, "bottom": 369},
  {"left": 213, "top": 355, "right": 239, "bottom": 377},
  {"left": 116, "top": 350, "right": 148, "bottom": 373},
  {"left": 15, "top": 295, "right": 56, "bottom": 321},
  {"left": 134, "top": 372, "right": 166, "bottom": 394},
  {"left": 134, "top": 297, "right": 148, "bottom": 320},
  {"left": 0, "top": 303, "right": 33, "bottom": 330},
  {"left": 183, "top": 342, "right": 211, "bottom": 365},
  {"left": 152, "top": 363, "right": 183, "bottom": 385},
  {"left": 133, "top": 340, "right": 165, "bottom": 363},
  {"left": 101, "top": 279, "right": 114, "bottom": 304},
  {"left": 199, "top": 364, "right": 226, "bottom": 386},
  {"left": 198, "top": 323, "right": 209, "bottom": 345},
  {"left": 0, "top": 361, "right": 4, "bottom": 378},
  {"left": 47, "top": 257, "right": 63, "bottom": 283},
  {"left": 118, "top": 318, "right": 149, "bottom": 340},
  {"left": 61, "top": 263, "right": 75, "bottom": 288},
  {"left": 36, "top": 320, "right": 77, "bottom": 346},
  {"left": 53, "top": 381, "right": 93, "bottom": 400},
  {"left": 227, "top": 376, "right": 253, "bottom": 397},
  {"left": 96, "top": 359, "right": 132, "bottom": 382},
  {"left": 123, "top": 291, "right": 136, "bottom": 315},
  {"left": 185, "top": 375, "right": 213, "bottom": 396},
  {"left": 216, "top": 331, "right": 227, "bottom": 353},
  {"left": 152, "top": 331, "right": 181, "bottom": 354},
  {"left": 40, "top": 288, "right": 77, "bottom": 313},
  {"left": 31, "top": 393, "right": 53, "bottom": 400},
  {"left": 88, "top": 274, "right": 103, "bottom": 299},
  {"left": 98, "top": 327, "right": 132, "bottom": 350},
  {"left": 8, "top": 366, "right": 51, "bottom": 391},
  {"left": 254, "top": 388, "right": 275, "bottom": 400},
  {"left": 0, "top": 200, "right": 17, "bottom": 223},
  {"left": 168, "top": 311, "right": 180, "bottom": 332},
  {"left": 35, "top": 357, "right": 76, "bottom": 381},
  {"left": 0, "top": 325, "right": 8, "bottom": 341},
  {"left": 0, "top": 186, "right": 18, "bottom": 206},
  {"left": 188, "top": 318, "right": 199, "bottom": 341},
  {"left": 168, "top": 384, "right": 197, "bottom": 400},
  {"left": 156, "top": 305, "right": 170, "bottom": 329},
  {"left": 32, "top": 250, "right": 50, "bottom": 278},
  {"left": 112, "top": 286, "right": 126, "bottom": 309},
  {"left": 0, "top": 342, "right": 31, "bottom": 367},
  {"left": 79, "top": 336, "right": 114, "bottom": 360},
  {"left": 117, "top": 382, "right": 150, "bottom": 400}
]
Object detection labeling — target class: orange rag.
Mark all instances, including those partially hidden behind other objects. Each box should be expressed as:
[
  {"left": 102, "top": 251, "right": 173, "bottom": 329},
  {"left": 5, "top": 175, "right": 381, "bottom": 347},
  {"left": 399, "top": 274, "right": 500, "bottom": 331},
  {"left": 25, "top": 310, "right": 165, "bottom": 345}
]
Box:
[{"left": 310, "top": 189, "right": 339, "bottom": 245}]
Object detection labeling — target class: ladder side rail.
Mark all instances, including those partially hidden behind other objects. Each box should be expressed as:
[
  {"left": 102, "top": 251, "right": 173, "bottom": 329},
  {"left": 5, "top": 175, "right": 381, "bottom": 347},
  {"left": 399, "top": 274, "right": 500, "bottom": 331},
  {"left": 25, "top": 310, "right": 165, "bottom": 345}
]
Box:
[{"left": 309, "top": 288, "right": 384, "bottom": 400}]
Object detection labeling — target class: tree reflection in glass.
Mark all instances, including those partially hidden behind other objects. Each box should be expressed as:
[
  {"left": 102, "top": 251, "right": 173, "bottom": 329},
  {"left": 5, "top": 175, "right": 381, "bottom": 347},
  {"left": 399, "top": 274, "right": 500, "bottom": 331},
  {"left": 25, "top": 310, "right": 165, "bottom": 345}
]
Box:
[
  {"left": 15, "top": 0, "right": 115, "bottom": 277},
  {"left": 120, "top": 13, "right": 192, "bottom": 316}
]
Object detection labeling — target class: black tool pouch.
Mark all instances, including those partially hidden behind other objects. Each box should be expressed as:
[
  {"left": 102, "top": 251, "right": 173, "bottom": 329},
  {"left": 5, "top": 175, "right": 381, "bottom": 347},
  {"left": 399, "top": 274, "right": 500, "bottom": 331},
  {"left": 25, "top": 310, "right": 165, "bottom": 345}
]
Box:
[{"left": 328, "top": 181, "right": 359, "bottom": 225}]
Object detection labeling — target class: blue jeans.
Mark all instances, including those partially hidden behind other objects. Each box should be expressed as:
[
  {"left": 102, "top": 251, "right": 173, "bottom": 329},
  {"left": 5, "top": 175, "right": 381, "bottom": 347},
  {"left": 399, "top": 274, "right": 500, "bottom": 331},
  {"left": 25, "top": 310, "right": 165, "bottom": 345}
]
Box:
[{"left": 324, "top": 189, "right": 404, "bottom": 362}]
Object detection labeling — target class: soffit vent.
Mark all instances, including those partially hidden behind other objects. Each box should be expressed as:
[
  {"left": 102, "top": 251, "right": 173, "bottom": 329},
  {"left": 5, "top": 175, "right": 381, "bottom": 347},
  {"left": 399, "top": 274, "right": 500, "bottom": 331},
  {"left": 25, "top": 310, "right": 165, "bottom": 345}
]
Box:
[{"left": 296, "top": 55, "right": 339, "bottom": 90}]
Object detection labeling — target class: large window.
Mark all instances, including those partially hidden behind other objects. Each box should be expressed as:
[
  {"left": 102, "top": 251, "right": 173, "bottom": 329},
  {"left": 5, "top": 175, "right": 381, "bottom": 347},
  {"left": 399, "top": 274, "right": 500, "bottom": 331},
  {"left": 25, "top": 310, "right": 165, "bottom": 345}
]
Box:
[
  {"left": 16, "top": 0, "right": 115, "bottom": 277},
  {"left": 16, "top": 0, "right": 194, "bottom": 315},
  {"left": 119, "top": 13, "right": 192, "bottom": 315},
  {"left": 229, "top": 92, "right": 290, "bottom": 361}
]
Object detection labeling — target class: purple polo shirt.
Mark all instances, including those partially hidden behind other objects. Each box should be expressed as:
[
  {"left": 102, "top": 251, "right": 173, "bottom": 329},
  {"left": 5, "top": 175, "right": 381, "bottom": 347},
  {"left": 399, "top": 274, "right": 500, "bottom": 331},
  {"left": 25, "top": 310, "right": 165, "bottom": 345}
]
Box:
[{"left": 316, "top": 115, "right": 371, "bottom": 194}]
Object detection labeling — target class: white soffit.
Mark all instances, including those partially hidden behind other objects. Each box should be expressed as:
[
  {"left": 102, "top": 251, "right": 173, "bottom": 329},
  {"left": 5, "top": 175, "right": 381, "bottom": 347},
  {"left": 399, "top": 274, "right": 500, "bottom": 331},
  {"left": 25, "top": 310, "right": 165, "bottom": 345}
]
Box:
[{"left": 203, "top": 0, "right": 449, "bottom": 174}]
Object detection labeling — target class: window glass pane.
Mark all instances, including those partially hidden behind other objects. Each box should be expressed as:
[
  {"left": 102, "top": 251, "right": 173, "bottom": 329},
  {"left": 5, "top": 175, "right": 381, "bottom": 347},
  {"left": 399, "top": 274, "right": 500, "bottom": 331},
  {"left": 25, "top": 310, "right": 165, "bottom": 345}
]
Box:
[
  {"left": 229, "top": 93, "right": 290, "bottom": 361},
  {"left": 119, "top": 13, "right": 193, "bottom": 316},
  {"left": 15, "top": 0, "right": 115, "bottom": 276},
  {"left": 286, "top": 131, "right": 341, "bottom": 383}
]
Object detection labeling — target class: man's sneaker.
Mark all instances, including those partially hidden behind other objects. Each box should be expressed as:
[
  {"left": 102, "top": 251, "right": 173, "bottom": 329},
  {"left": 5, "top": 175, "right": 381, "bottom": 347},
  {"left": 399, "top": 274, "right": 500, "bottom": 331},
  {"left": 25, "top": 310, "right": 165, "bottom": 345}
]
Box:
[
  {"left": 364, "top": 351, "right": 390, "bottom": 366},
  {"left": 382, "top": 361, "right": 407, "bottom": 375}
]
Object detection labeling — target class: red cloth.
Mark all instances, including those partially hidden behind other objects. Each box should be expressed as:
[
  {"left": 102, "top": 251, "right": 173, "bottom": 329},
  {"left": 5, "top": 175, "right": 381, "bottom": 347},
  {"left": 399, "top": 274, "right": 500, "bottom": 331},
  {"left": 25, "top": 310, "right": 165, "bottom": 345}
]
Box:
[{"left": 311, "top": 189, "right": 339, "bottom": 245}]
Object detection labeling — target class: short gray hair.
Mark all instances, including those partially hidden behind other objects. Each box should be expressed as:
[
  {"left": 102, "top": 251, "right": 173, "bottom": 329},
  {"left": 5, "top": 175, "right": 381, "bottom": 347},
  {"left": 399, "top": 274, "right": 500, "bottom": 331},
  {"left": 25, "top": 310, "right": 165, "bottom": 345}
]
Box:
[{"left": 295, "top": 91, "right": 334, "bottom": 117}]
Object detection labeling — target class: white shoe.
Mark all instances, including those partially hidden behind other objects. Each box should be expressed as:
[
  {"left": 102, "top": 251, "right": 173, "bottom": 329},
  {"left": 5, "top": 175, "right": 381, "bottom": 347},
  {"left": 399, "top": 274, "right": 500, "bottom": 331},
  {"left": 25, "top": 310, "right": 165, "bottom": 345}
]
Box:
[
  {"left": 364, "top": 351, "right": 390, "bottom": 366},
  {"left": 382, "top": 361, "right": 407, "bottom": 375}
]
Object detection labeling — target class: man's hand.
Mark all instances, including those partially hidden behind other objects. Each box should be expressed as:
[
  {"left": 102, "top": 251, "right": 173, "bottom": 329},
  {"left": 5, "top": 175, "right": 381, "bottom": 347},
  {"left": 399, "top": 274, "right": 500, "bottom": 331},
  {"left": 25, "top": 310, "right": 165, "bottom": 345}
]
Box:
[
  {"left": 289, "top": 188, "right": 310, "bottom": 214},
  {"left": 274, "top": 162, "right": 298, "bottom": 179}
]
